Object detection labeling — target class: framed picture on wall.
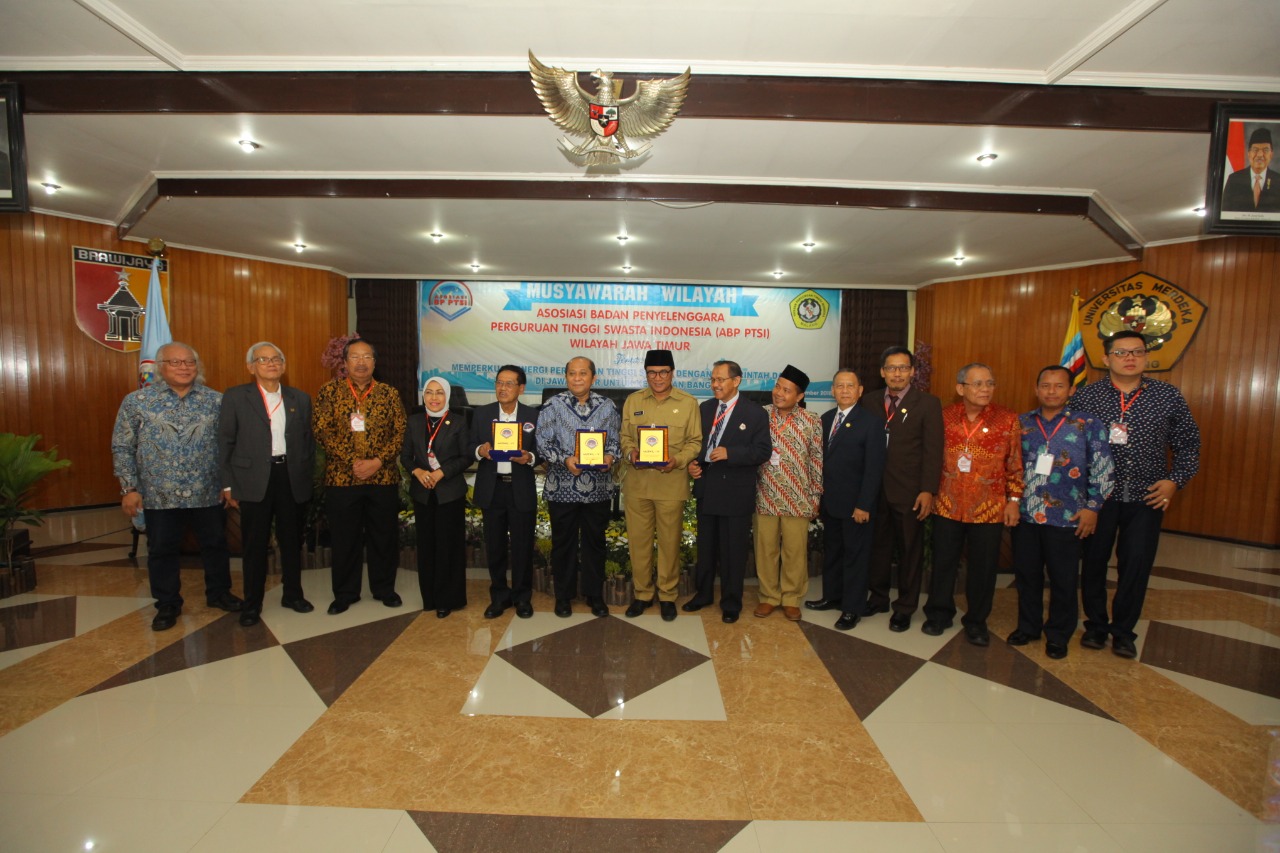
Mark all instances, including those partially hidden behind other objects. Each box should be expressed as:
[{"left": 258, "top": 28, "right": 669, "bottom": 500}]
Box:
[
  {"left": 1204, "top": 103, "right": 1280, "bottom": 236},
  {"left": 1, "top": 82, "right": 29, "bottom": 214}
]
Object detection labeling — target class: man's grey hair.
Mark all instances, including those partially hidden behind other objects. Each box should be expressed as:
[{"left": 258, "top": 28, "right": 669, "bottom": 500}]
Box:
[
  {"left": 956, "top": 362, "right": 993, "bottom": 384},
  {"left": 157, "top": 341, "right": 205, "bottom": 384},
  {"left": 245, "top": 341, "right": 286, "bottom": 365}
]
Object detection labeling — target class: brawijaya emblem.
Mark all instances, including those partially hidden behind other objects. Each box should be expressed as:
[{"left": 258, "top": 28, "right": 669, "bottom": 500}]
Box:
[{"left": 529, "top": 51, "right": 691, "bottom": 166}]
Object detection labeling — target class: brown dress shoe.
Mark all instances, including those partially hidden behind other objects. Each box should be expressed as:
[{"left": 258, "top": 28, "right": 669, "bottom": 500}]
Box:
[
  {"left": 783, "top": 606, "right": 802, "bottom": 621},
  {"left": 754, "top": 602, "right": 776, "bottom": 618}
]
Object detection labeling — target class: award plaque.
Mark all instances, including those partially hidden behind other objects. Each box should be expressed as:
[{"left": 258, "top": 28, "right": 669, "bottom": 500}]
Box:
[
  {"left": 575, "top": 429, "right": 607, "bottom": 469},
  {"left": 491, "top": 421, "right": 523, "bottom": 461},
  {"left": 636, "top": 425, "right": 669, "bottom": 467}
]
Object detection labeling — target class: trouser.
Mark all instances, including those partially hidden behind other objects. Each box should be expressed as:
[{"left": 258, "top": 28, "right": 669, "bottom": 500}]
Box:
[
  {"left": 144, "top": 505, "right": 232, "bottom": 609},
  {"left": 866, "top": 492, "right": 927, "bottom": 615},
  {"left": 753, "top": 514, "right": 810, "bottom": 606},
  {"left": 819, "top": 509, "right": 875, "bottom": 613},
  {"left": 625, "top": 495, "right": 685, "bottom": 603},
  {"left": 1011, "top": 523, "right": 1081, "bottom": 645},
  {"left": 690, "top": 511, "right": 751, "bottom": 615},
  {"left": 924, "top": 516, "right": 1002, "bottom": 628},
  {"left": 238, "top": 460, "right": 305, "bottom": 611},
  {"left": 483, "top": 480, "right": 536, "bottom": 607},
  {"left": 1081, "top": 499, "right": 1163, "bottom": 642},
  {"left": 326, "top": 484, "right": 400, "bottom": 603},
  {"left": 414, "top": 492, "right": 467, "bottom": 611},
  {"left": 548, "top": 499, "right": 610, "bottom": 603}
]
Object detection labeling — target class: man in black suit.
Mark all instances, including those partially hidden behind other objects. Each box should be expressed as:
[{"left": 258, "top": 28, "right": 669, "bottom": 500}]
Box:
[
  {"left": 470, "top": 365, "right": 540, "bottom": 619},
  {"left": 1222, "top": 127, "right": 1280, "bottom": 213},
  {"left": 853, "top": 346, "right": 943, "bottom": 632},
  {"left": 807, "top": 368, "right": 886, "bottom": 630},
  {"left": 684, "top": 360, "right": 771, "bottom": 623},
  {"left": 218, "top": 342, "right": 315, "bottom": 627}
]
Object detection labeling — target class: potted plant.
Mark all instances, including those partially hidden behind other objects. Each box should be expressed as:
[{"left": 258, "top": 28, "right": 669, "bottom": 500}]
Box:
[{"left": 0, "top": 433, "right": 71, "bottom": 596}]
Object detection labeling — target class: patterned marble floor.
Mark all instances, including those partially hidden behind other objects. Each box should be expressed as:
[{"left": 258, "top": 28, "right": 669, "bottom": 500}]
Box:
[{"left": 0, "top": 508, "right": 1277, "bottom": 852}]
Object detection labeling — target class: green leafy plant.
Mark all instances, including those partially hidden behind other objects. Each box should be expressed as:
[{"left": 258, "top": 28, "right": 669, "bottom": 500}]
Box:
[{"left": 0, "top": 433, "right": 72, "bottom": 564}]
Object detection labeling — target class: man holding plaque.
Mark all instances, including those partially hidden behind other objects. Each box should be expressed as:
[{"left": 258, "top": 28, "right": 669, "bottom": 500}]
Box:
[
  {"left": 685, "top": 360, "right": 771, "bottom": 623},
  {"left": 622, "top": 350, "right": 703, "bottom": 622},
  {"left": 471, "top": 365, "right": 540, "bottom": 619},
  {"left": 536, "top": 357, "right": 620, "bottom": 618}
]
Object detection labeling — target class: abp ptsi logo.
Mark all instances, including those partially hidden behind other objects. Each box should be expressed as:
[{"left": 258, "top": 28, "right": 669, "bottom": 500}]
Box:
[{"left": 427, "top": 280, "right": 473, "bottom": 321}]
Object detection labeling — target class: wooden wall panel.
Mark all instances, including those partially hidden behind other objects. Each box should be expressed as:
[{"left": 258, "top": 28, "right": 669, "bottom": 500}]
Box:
[
  {"left": 0, "top": 212, "right": 348, "bottom": 510},
  {"left": 914, "top": 237, "right": 1280, "bottom": 546}
]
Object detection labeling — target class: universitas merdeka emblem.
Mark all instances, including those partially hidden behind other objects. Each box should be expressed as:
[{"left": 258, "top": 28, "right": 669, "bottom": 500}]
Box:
[{"left": 529, "top": 51, "right": 690, "bottom": 167}]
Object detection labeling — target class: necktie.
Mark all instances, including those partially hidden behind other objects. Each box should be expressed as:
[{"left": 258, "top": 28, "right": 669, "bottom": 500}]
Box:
[
  {"left": 1255, "top": 176, "right": 1263, "bottom": 208},
  {"left": 707, "top": 402, "right": 728, "bottom": 454},
  {"left": 829, "top": 410, "right": 843, "bottom": 444}
]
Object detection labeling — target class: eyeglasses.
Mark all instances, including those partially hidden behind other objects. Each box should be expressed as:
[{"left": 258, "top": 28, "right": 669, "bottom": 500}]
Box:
[
  {"left": 494, "top": 380, "right": 520, "bottom": 388},
  {"left": 646, "top": 369, "right": 672, "bottom": 377},
  {"left": 1110, "top": 348, "right": 1147, "bottom": 358},
  {"left": 883, "top": 365, "right": 913, "bottom": 373},
  {"left": 160, "top": 359, "right": 196, "bottom": 367},
  {"left": 963, "top": 380, "right": 997, "bottom": 389},
  {"left": 347, "top": 355, "right": 375, "bottom": 362},
  {"left": 252, "top": 356, "right": 284, "bottom": 365}
]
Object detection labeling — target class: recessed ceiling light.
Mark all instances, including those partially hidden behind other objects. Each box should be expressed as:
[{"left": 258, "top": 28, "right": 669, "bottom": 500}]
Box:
[
  {"left": 470, "top": 263, "right": 481, "bottom": 271},
  {"left": 428, "top": 231, "right": 444, "bottom": 241},
  {"left": 621, "top": 264, "right": 633, "bottom": 272},
  {"left": 976, "top": 153, "right": 998, "bottom": 166},
  {"left": 616, "top": 234, "right": 630, "bottom": 243},
  {"left": 238, "top": 139, "right": 261, "bottom": 153},
  {"left": 41, "top": 182, "right": 61, "bottom": 194},
  {"left": 293, "top": 243, "right": 307, "bottom": 253},
  {"left": 801, "top": 241, "right": 816, "bottom": 251},
  {"left": 772, "top": 270, "right": 785, "bottom": 278},
  {"left": 953, "top": 255, "right": 966, "bottom": 265},
  {"left": 1192, "top": 206, "right": 1206, "bottom": 217}
]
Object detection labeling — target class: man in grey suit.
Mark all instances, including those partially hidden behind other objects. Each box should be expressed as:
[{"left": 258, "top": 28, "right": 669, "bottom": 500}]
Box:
[
  {"left": 684, "top": 359, "right": 771, "bottom": 623},
  {"left": 470, "top": 365, "right": 541, "bottom": 619},
  {"left": 854, "top": 346, "right": 943, "bottom": 632},
  {"left": 219, "top": 341, "right": 315, "bottom": 626}
]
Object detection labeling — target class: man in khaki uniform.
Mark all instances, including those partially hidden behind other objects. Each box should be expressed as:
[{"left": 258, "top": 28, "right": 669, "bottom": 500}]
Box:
[{"left": 622, "top": 349, "right": 703, "bottom": 621}]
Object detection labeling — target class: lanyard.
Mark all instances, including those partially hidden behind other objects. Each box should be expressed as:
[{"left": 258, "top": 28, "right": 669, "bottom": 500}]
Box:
[
  {"left": 347, "top": 378, "right": 376, "bottom": 413},
  {"left": 1112, "top": 382, "right": 1142, "bottom": 423},
  {"left": 1036, "top": 413, "right": 1065, "bottom": 446},
  {"left": 960, "top": 415, "right": 985, "bottom": 451},
  {"left": 884, "top": 394, "right": 900, "bottom": 427},
  {"left": 258, "top": 384, "right": 282, "bottom": 419},
  {"left": 711, "top": 399, "right": 736, "bottom": 433},
  {"left": 426, "top": 413, "right": 447, "bottom": 451}
]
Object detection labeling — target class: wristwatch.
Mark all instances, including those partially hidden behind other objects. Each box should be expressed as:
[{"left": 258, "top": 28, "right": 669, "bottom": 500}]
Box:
[{"left": 121, "top": 486, "right": 137, "bottom": 495}]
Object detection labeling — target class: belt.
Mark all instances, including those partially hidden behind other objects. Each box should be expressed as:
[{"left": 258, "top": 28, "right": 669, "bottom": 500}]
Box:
[{"left": 272, "top": 455, "right": 288, "bottom": 464}]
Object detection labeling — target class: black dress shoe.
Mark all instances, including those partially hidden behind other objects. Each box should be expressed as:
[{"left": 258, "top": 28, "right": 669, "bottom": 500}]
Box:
[
  {"left": 1045, "top": 641, "right": 1068, "bottom": 659},
  {"left": 151, "top": 604, "right": 180, "bottom": 631},
  {"left": 834, "top": 612, "right": 860, "bottom": 631},
  {"left": 804, "top": 598, "right": 839, "bottom": 611},
  {"left": 483, "top": 603, "right": 506, "bottom": 619},
  {"left": 889, "top": 613, "right": 911, "bottom": 632},
  {"left": 378, "top": 592, "right": 403, "bottom": 608},
  {"left": 589, "top": 599, "right": 609, "bottom": 618},
  {"left": 660, "top": 601, "right": 677, "bottom": 622},
  {"left": 554, "top": 599, "right": 572, "bottom": 618},
  {"left": 1080, "top": 629, "right": 1109, "bottom": 650},
  {"left": 921, "top": 619, "right": 951, "bottom": 636},
  {"left": 238, "top": 609, "right": 261, "bottom": 627},
  {"left": 862, "top": 601, "right": 890, "bottom": 617},
  {"left": 681, "top": 599, "right": 709, "bottom": 612},
  {"left": 281, "top": 597, "right": 314, "bottom": 613},
  {"left": 624, "top": 599, "right": 650, "bottom": 618},
  {"left": 327, "top": 600, "right": 349, "bottom": 615},
  {"left": 1006, "top": 629, "right": 1036, "bottom": 646},
  {"left": 964, "top": 624, "right": 990, "bottom": 647},
  {"left": 722, "top": 612, "right": 739, "bottom": 624},
  {"left": 436, "top": 608, "right": 451, "bottom": 619},
  {"left": 207, "top": 592, "right": 243, "bottom": 612},
  {"left": 515, "top": 602, "right": 533, "bottom": 618},
  {"left": 1112, "top": 636, "right": 1138, "bottom": 658}
]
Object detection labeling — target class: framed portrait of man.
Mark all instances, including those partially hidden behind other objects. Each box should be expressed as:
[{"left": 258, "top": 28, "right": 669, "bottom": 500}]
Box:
[
  {"left": 1, "top": 82, "right": 29, "bottom": 214},
  {"left": 1204, "top": 103, "right": 1280, "bottom": 236}
]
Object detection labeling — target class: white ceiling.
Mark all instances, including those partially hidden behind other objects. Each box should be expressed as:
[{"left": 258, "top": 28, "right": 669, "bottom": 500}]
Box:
[{"left": 3, "top": 0, "right": 1278, "bottom": 287}]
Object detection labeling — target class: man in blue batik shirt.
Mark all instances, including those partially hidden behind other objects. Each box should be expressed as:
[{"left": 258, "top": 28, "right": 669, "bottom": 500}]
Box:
[
  {"left": 1070, "top": 330, "right": 1200, "bottom": 659},
  {"left": 535, "top": 356, "right": 621, "bottom": 618},
  {"left": 1008, "top": 365, "right": 1114, "bottom": 659},
  {"left": 112, "top": 342, "right": 243, "bottom": 631}
]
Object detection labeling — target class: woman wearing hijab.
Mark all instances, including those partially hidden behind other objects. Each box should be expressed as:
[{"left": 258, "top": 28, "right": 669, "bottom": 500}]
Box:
[{"left": 401, "top": 376, "right": 471, "bottom": 616}]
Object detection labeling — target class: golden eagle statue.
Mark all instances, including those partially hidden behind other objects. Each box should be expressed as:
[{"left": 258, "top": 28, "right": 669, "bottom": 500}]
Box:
[{"left": 529, "top": 51, "right": 691, "bottom": 167}]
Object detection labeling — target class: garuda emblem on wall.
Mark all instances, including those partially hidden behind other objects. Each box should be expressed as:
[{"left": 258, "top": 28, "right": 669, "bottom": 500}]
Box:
[{"left": 529, "top": 51, "right": 691, "bottom": 167}]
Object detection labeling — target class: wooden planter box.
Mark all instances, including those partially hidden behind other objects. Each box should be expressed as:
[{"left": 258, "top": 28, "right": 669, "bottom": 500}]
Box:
[{"left": 0, "top": 556, "right": 37, "bottom": 598}]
